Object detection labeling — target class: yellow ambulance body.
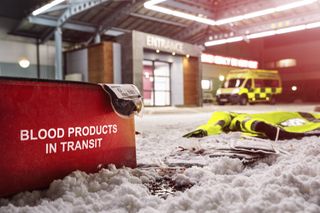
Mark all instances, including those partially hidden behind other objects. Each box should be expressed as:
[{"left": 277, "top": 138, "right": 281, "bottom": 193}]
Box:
[{"left": 216, "top": 69, "right": 282, "bottom": 105}]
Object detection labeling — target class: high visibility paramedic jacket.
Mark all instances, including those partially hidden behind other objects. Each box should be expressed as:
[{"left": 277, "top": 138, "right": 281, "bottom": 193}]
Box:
[{"left": 183, "top": 111, "right": 320, "bottom": 140}]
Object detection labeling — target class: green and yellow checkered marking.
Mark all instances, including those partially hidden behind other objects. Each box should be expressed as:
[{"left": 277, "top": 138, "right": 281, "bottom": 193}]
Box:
[{"left": 241, "top": 87, "right": 281, "bottom": 101}]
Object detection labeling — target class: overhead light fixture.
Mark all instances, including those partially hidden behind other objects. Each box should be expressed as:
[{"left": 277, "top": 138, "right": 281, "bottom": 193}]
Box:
[
  {"left": 144, "top": 0, "right": 318, "bottom": 26},
  {"left": 104, "top": 29, "right": 124, "bottom": 37},
  {"left": 276, "top": 25, "right": 306, "bottom": 34},
  {"left": 306, "top": 21, "right": 320, "bottom": 29},
  {"left": 144, "top": 2, "right": 215, "bottom": 25},
  {"left": 275, "top": 0, "right": 317, "bottom": 12},
  {"left": 205, "top": 21, "right": 320, "bottom": 47},
  {"left": 186, "top": 54, "right": 190, "bottom": 58},
  {"left": 156, "top": 49, "right": 160, "bottom": 53},
  {"left": 219, "top": 75, "right": 225, "bottom": 82},
  {"left": 205, "top": 36, "right": 243, "bottom": 46},
  {"left": 225, "top": 36, "right": 244, "bottom": 43},
  {"left": 215, "top": 0, "right": 318, "bottom": 25},
  {"left": 19, "top": 58, "right": 30, "bottom": 69},
  {"left": 172, "top": 52, "right": 176, "bottom": 56},
  {"left": 246, "top": 30, "right": 276, "bottom": 39},
  {"left": 32, "top": 0, "right": 65, "bottom": 16}
]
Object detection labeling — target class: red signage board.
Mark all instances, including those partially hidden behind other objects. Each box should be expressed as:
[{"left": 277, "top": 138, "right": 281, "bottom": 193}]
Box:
[
  {"left": 201, "top": 53, "right": 258, "bottom": 69},
  {"left": 0, "top": 78, "right": 136, "bottom": 197}
]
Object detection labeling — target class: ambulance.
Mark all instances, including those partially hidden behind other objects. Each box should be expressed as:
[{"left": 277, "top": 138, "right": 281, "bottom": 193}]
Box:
[{"left": 216, "top": 69, "right": 282, "bottom": 105}]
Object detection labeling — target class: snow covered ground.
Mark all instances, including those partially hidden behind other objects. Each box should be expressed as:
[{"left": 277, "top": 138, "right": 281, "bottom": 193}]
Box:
[{"left": 1, "top": 105, "right": 320, "bottom": 213}]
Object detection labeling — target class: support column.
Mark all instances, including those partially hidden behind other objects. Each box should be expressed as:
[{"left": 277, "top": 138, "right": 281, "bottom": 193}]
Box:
[
  {"left": 54, "top": 27, "right": 63, "bottom": 80},
  {"left": 94, "top": 33, "right": 101, "bottom": 44},
  {"left": 36, "top": 39, "right": 40, "bottom": 79}
]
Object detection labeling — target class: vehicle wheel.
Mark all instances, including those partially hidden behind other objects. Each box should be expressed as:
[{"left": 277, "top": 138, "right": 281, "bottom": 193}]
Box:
[
  {"left": 217, "top": 101, "right": 225, "bottom": 105},
  {"left": 269, "top": 96, "right": 276, "bottom": 105},
  {"left": 239, "top": 95, "right": 248, "bottom": 105}
]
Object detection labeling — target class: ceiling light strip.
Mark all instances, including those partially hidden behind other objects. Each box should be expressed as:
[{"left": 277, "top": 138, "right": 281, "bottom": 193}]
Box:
[
  {"left": 32, "top": 0, "right": 65, "bottom": 16},
  {"left": 144, "top": 0, "right": 319, "bottom": 26},
  {"left": 205, "top": 36, "right": 244, "bottom": 46},
  {"left": 275, "top": 0, "right": 317, "bottom": 12},
  {"left": 246, "top": 30, "right": 276, "bottom": 39},
  {"left": 144, "top": 1, "right": 216, "bottom": 25},
  {"left": 306, "top": 22, "right": 320, "bottom": 29},
  {"left": 205, "top": 21, "right": 320, "bottom": 47}
]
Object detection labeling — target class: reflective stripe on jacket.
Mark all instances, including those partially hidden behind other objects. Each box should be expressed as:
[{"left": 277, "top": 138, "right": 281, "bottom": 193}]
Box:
[{"left": 185, "top": 111, "right": 320, "bottom": 140}]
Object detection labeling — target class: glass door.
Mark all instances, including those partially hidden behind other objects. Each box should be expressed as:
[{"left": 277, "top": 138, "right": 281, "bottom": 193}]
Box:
[{"left": 143, "top": 60, "right": 171, "bottom": 106}]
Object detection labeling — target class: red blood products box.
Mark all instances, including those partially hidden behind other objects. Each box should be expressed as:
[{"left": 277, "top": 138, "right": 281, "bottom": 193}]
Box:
[{"left": 0, "top": 77, "right": 142, "bottom": 197}]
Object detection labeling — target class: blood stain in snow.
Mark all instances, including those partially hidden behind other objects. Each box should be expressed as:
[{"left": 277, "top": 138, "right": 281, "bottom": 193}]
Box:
[{"left": 141, "top": 167, "right": 194, "bottom": 199}]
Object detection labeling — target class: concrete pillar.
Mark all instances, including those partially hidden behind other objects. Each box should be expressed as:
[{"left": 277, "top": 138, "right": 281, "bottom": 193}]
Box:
[
  {"left": 54, "top": 27, "right": 63, "bottom": 80},
  {"left": 94, "top": 34, "right": 101, "bottom": 44}
]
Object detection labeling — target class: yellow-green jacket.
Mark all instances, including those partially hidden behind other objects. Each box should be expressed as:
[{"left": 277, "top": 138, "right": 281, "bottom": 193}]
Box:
[{"left": 184, "top": 111, "right": 320, "bottom": 140}]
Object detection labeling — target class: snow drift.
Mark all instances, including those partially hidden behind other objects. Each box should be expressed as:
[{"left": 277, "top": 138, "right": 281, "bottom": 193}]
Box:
[{"left": 1, "top": 111, "right": 320, "bottom": 213}]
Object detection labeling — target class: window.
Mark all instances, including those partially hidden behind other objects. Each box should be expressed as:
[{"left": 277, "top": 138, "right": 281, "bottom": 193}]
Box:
[
  {"left": 276, "top": 59, "right": 297, "bottom": 68},
  {"left": 223, "top": 78, "right": 245, "bottom": 88},
  {"left": 254, "top": 79, "right": 279, "bottom": 88},
  {"left": 254, "top": 79, "right": 265, "bottom": 88},
  {"left": 143, "top": 60, "right": 171, "bottom": 106},
  {"left": 264, "top": 79, "right": 279, "bottom": 87},
  {"left": 244, "top": 79, "right": 252, "bottom": 89},
  {"left": 201, "top": 80, "right": 212, "bottom": 90}
]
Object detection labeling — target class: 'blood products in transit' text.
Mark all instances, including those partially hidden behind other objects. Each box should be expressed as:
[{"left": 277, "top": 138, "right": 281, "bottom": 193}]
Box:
[{"left": 20, "top": 125, "right": 118, "bottom": 141}]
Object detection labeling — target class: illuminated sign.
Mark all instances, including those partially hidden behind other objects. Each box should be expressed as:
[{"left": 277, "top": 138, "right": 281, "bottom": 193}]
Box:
[
  {"left": 146, "top": 35, "right": 184, "bottom": 53},
  {"left": 201, "top": 53, "right": 258, "bottom": 69}
]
